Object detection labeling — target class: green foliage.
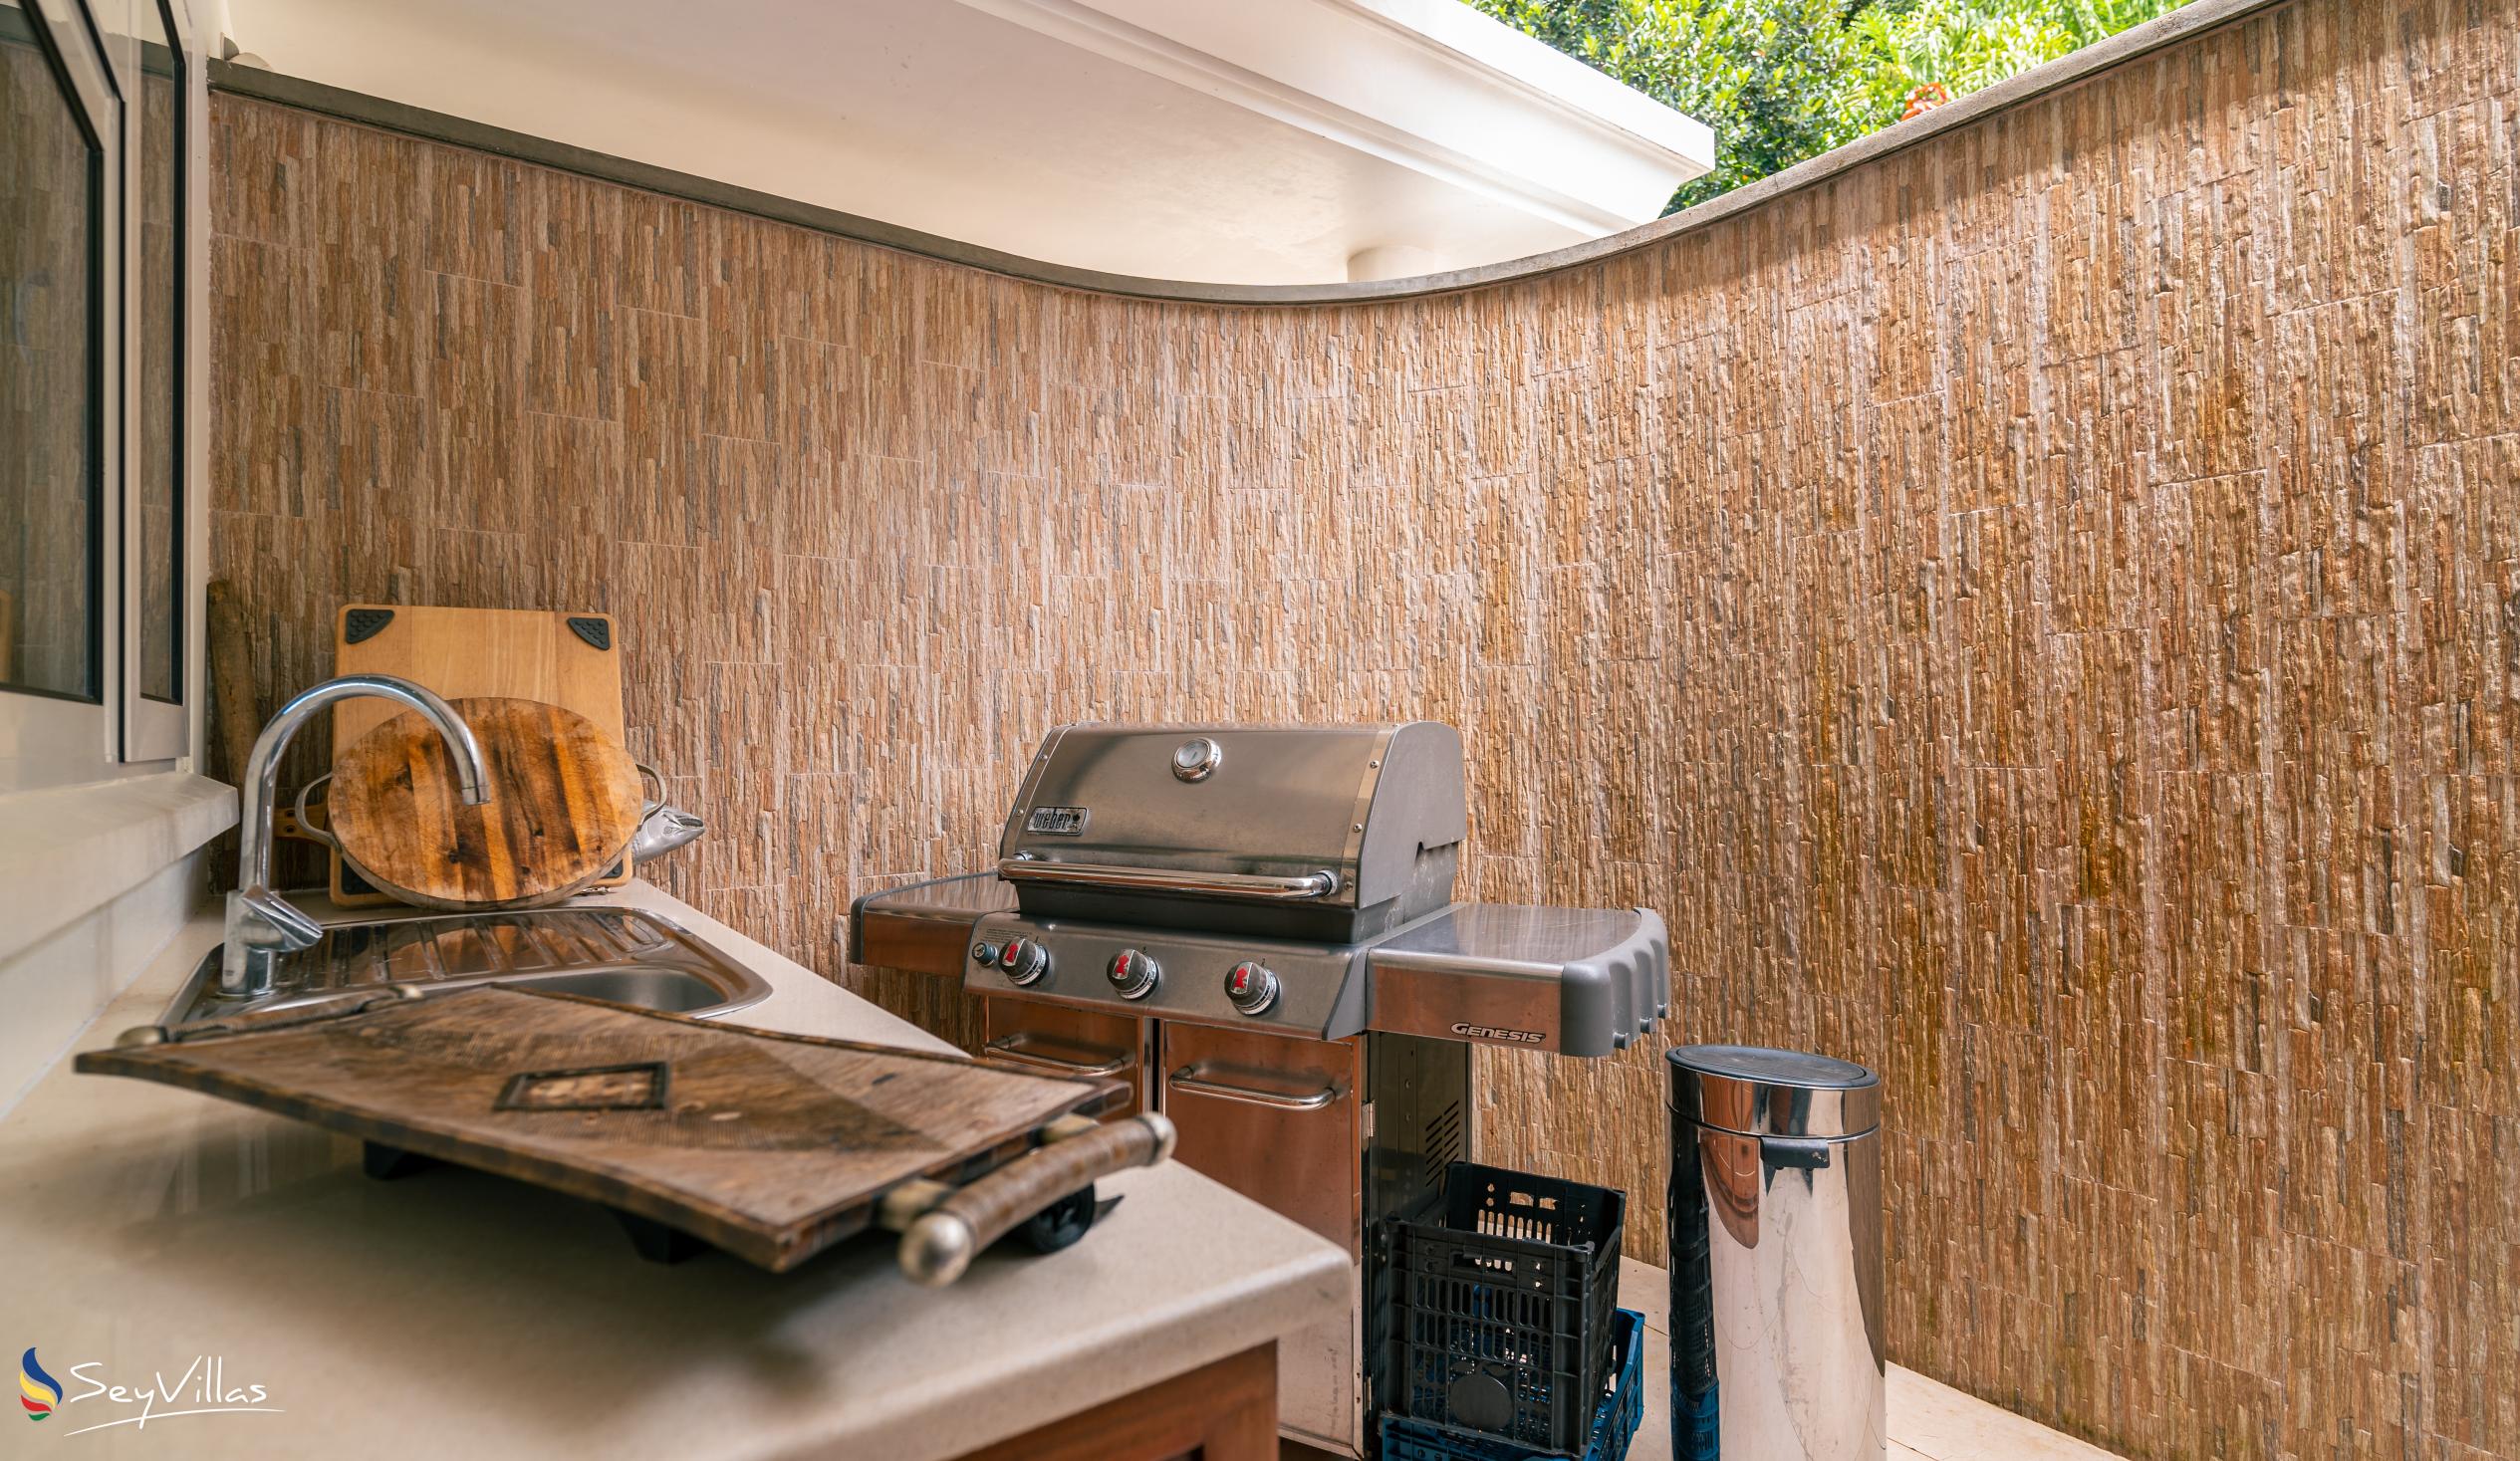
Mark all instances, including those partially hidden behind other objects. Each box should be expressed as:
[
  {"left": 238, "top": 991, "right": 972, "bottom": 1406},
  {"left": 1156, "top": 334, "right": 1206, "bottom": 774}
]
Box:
[
  {"left": 1471, "top": 0, "right": 2189, "bottom": 211},
  {"left": 1855, "top": 0, "right": 2184, "bottom": 111}
]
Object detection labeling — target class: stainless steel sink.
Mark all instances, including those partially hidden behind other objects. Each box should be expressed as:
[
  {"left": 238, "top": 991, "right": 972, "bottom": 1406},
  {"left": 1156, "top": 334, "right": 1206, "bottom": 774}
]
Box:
[{"left": 161, "top": 906, "right": 774, "bottom": 1028}]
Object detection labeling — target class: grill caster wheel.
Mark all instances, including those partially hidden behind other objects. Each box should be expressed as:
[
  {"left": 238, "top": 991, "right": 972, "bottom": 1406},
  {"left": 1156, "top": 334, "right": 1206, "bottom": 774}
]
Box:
[{"left": 1017, "top": 1183, "right": 1100, "bottom": 1255}]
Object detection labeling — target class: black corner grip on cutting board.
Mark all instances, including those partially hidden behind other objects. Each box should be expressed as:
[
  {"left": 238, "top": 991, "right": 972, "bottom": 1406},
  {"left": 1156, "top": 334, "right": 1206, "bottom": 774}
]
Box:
[
  {"left": 567, "top": 615, "right": 614, "bottom": 651},
  {"left": 342, "top": 608, "right": 395, "bottom": 644}
]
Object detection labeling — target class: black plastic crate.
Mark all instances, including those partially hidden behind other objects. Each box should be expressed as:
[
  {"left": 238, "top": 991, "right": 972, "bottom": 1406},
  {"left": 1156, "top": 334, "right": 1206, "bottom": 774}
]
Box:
[{"left": 1379, "top": 1161, "right": 1626, "bottom": 1456}]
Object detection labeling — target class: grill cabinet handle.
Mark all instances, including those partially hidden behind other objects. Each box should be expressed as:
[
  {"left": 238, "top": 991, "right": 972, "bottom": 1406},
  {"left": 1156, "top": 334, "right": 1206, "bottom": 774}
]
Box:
[
  {"left": 997, "top": 858, "right": 1340, "bottom": 901},
  {"left": 980, "top": 1035, "right": 1132, "bottom": 1078},
  {"left": 1167, "top": 1064, "right": 1344, "bottom": 1111}
]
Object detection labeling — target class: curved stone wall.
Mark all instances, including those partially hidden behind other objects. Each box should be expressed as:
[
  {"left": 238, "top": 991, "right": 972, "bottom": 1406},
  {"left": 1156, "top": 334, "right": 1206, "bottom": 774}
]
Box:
[{"left": 209, "top": 2, "right": 2514, "bottom": 1453}]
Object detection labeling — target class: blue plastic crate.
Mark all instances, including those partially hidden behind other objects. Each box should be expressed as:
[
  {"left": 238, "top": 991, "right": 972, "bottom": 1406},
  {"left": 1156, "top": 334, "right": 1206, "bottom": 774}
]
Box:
[{"left": 1381, "top": 1308, "right": 1645, "bottom": 1461}]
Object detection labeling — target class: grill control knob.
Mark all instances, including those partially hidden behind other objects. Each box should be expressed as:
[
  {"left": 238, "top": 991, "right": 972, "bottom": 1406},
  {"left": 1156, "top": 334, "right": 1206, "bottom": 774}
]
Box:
[
  {"left": 1225, "top": 961, "right": 1279, "bottom": 1017},
  {"left": 999, "top": 938, "right": 1049, "bottom": 986},
  {"left": 1108, "top": 948, "right": 1160, "bottom": 1000}
]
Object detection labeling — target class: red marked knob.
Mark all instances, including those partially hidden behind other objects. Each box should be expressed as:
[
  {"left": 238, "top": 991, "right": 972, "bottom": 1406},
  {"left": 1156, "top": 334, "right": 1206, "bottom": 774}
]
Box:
[
  {"left": 1226, "top": 961, "right": 1278, "bottom": 1016},
  {"left": 1108, "top": 948, "right": 1159, "bottom": 999}
]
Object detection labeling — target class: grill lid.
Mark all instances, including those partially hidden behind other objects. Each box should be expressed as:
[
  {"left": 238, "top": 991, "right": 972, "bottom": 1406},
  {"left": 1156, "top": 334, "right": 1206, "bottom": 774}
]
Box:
[{"left": 996, "top": 722, "right": 1466, "bottom": 918}]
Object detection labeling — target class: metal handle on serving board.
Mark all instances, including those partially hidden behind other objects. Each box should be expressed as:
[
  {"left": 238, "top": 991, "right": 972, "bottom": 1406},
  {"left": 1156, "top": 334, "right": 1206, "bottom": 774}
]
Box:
[
  {"left": 980, "top": 1035, "right": 1133, "bottom": 1078},
  {"left": 996, "top": 858, "right": 1340, "bottom": 900},
  {"left": 881, "top": 1112, "right": 1175, "bottom": 1286},
  {"left": 1166, "top": 1064, "right": 1344, "bottom": 1111}
]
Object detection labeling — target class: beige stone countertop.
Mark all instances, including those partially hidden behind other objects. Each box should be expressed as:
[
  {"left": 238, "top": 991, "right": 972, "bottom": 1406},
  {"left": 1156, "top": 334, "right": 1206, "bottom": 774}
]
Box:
[{"left": 0, "top": 881, "right": 1350, "bottom": 1459}]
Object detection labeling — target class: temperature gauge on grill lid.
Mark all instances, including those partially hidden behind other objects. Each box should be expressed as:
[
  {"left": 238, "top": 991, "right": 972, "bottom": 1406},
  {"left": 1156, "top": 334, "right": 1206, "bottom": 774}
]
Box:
[
  {"left": 1108, "top": 948, "right": 1160, "bottom": 999},
  {"left": 1225, "top": 961, "right": 1279, "bottom": 1016}
]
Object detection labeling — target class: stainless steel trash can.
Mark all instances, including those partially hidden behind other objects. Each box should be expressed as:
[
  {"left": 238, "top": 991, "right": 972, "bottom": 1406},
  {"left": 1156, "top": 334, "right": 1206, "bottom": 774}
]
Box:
[{"left": 1667, "top": 1045, "right": 1884, "bottom": 1461}]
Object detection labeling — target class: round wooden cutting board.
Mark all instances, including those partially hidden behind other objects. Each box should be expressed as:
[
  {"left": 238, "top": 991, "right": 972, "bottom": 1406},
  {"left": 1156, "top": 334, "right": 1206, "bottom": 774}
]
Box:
[{"left": 329, "top": 696, "right": 646, "bottom": 910}]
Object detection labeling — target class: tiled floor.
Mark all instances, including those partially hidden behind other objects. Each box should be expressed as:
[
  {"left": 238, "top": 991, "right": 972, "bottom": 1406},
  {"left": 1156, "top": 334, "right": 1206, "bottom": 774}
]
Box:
[
  {"left": 1615, "top": 1259, "right": 2124, "bottom": 1461},
  {"left": 1289, "top": 1259, "right": 2124, "bottom": 1460}
]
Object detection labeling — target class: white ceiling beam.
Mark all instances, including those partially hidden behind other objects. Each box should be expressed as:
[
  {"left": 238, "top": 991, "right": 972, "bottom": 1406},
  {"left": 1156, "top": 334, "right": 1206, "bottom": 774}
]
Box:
[{"left": 946, "top": 0, "right": 1713, "bottom": 235}]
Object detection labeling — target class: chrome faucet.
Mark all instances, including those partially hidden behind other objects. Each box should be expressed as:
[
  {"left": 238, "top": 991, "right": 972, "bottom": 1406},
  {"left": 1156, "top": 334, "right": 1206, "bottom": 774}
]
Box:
[{"left": 223, "top": 674, "right": 490, "bottom": 997}]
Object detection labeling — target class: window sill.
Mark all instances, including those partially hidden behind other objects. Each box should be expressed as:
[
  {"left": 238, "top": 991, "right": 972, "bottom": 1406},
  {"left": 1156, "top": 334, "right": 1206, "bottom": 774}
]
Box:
[{"left": 0, "top": 772, "right": 238, "bottom": 969}]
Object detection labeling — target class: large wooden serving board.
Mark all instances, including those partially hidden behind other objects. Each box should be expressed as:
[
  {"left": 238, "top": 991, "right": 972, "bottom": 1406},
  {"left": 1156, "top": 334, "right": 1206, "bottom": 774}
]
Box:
[
  {"left": 331, "top": 698, "right": 647, "bottom": 909},
  {"left": 76, "top": 987, "right": 1123, "bottom": 1272},
  {"left": 329, "top": 605, "right": 631, "bottom": 905}
]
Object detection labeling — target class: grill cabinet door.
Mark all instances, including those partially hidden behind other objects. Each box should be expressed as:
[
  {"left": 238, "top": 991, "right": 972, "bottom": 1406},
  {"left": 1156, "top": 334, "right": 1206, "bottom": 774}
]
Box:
[
  {"left": 979, "top": 999, "right": 1150, "bottom": 1119},
  {"left": 1159, "top": 1023, "right": 1365, "bottom": 1454}
]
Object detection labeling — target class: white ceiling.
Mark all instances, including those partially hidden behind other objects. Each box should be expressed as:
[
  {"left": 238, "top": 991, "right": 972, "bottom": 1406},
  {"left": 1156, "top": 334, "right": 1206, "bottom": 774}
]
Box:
[{"left": 218, "top": 0, "right": 1710, "bottom": 285}]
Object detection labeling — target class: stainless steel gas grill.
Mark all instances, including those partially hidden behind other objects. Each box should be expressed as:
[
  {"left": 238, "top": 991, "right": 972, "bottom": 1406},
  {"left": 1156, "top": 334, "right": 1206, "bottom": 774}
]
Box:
[{"left": 849, "top": 721, "right": 1669, "bottom": 1457}]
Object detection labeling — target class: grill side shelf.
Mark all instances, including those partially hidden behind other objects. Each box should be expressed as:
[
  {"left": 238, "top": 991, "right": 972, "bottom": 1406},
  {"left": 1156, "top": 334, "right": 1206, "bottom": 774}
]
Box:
[
  {"left": 1365, "top": 905, "right": 1669, "bottom": 1059},
  {"left": 850, "top": 872, "right": 1017, "bottom": 973}
]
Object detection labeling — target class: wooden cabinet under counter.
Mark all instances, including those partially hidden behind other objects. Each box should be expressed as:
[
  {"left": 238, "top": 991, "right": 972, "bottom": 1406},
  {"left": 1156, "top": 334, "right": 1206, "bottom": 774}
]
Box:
[{"left": 951, "top": 1341, "right": 1278, "bottom": 1461}]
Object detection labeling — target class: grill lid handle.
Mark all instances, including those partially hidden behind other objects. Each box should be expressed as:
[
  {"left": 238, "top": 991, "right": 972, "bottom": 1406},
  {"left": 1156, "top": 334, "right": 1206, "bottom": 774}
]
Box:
[{"left": 996, "top": 857, "right": 1340, "bottom": 901}]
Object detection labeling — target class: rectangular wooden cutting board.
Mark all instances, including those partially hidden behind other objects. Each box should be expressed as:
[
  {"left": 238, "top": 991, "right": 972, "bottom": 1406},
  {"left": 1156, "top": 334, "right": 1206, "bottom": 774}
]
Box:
[
  {"left": 330, "top": 605, "right": 631, "bottom": 904},
  {"left": 76, "top": 987, "right": 1124, "bottom": 1272}
]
